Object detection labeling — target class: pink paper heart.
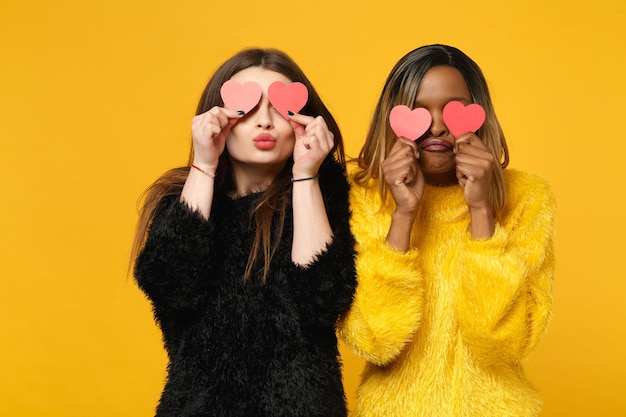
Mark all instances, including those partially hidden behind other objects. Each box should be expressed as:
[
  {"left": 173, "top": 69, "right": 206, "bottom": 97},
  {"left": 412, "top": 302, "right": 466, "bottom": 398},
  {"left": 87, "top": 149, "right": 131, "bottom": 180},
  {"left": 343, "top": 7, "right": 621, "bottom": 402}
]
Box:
[
  {"left": 220, "top": 80, "right": 263, "bottom": 114},
  {"left": 267, "top": 81, "right": 308, "bottom": 119},
  {"left": 389, "top": 105, "right": 432, "bottom": 141},
  {"left": 442, "top": 101, "right": 486, "bottom": 137}
]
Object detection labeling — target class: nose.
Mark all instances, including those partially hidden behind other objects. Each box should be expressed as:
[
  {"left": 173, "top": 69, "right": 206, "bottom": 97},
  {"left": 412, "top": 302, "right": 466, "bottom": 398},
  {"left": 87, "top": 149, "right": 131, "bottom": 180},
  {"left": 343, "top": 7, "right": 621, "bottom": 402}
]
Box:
[
  {"left": 256, "top": 119, "right": 273, "bottom": 130},
  {"left": 252, "top": 98, "right": 275, "bottom": 130},
  {"left": 429, "top": 111, "right": 449, "bottom": 137}
]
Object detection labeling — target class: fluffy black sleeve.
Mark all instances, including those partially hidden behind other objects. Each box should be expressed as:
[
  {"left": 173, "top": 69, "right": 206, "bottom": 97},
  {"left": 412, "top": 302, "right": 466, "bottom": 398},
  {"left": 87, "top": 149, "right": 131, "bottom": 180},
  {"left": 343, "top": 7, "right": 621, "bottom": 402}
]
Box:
[
  {"left": 134, "top": 195, "right": 215, "bottom": 317},
  {"left": 285, "top": 158, "right": 357, "bottom": 328}
]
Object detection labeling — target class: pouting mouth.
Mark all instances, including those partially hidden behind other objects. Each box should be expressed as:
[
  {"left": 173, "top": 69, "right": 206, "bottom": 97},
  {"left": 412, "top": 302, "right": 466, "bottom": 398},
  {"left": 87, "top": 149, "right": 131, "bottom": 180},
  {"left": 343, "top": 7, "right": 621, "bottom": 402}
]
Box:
[
  {"left": 419, "top": 138, "right": 453, "bottom": 151},
  {"left": 254, "top": 133, "right": 276, "bottom": 142}
]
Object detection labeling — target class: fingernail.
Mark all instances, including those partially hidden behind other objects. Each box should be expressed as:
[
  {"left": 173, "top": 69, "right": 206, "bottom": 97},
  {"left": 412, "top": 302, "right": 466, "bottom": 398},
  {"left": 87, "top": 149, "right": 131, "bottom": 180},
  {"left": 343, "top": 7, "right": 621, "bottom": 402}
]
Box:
[
  {"left": 237, "top": 110, "right": 245, "bottom": 115},
  {"left": 287, "top": 111, "right": 294, "bottom": 116}
]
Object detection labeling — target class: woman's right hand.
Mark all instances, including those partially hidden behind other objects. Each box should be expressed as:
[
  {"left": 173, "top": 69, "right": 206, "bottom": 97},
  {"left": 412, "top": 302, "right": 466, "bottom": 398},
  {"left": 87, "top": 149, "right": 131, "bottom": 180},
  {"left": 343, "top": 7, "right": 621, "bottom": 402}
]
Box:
[
  {"left": 190, "top": 106, "right": 242, "bottom": 172},
  {"left": 381, "top": 138, "right": 424, "bottom": 216},
  {"left": 382, "top": 139, "right": 422, "bottom": 252}
]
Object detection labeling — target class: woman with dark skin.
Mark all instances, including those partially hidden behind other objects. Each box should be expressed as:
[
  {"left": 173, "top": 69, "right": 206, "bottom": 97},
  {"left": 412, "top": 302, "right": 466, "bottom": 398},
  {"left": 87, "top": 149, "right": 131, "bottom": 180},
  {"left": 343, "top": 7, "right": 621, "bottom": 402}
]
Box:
[{"left": 340, "top": 44, "right": 556, "bottom": 417}]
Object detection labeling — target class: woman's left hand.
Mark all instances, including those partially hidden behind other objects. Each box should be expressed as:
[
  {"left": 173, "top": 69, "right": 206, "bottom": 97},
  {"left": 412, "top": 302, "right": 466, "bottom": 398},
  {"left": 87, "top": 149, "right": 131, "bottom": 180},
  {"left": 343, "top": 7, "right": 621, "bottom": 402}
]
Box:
[
  {"left": 454, "top": 133, "right": 496, "bottom": 210},
  {"left": 289, "top": 114, "right": 334, "bottom": 179}
]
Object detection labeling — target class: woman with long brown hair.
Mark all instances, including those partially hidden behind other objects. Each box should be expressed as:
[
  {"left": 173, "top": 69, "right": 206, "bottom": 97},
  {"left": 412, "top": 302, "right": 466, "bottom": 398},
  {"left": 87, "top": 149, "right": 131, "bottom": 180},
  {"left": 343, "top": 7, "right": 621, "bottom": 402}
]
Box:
[{"left": 131, "top": 48, "right": 356, "bottom": 417}]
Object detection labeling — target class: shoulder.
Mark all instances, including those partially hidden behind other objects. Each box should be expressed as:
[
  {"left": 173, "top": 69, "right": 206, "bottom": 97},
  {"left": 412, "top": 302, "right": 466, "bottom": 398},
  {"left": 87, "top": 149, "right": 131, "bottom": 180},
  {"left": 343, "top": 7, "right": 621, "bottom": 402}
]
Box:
[
  {"left": 502, "top": 168, "right": 557, "bottom": 220},
  {"left": 503, "top": 169, "right": 555, "bottom": 201},
  {"left": 347, "top": 169, "right": 396, "bottom": 241},
  {"left": 347, "top": 166, "right": 389, "bottom": 212},
  {"left": 348, "top": 174, "right": 374, "bottom": 205}
]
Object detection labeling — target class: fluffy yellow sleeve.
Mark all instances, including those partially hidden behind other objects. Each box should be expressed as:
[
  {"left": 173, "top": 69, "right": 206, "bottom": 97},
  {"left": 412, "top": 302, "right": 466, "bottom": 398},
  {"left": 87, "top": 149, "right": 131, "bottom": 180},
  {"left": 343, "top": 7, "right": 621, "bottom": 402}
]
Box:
[
  {"left": 338, "top": 181, "right": 425, "bottom": 366},
  {"left": 452, "top": 171, "right": 557, "bottom": 365}
]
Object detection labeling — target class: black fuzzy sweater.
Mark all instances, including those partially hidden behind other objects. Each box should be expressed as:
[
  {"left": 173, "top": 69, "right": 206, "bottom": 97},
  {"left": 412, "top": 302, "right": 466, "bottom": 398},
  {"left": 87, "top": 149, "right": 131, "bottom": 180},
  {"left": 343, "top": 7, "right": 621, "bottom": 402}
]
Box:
[{"left": 134, "top": 160, "right": 356, "bottom": 417}]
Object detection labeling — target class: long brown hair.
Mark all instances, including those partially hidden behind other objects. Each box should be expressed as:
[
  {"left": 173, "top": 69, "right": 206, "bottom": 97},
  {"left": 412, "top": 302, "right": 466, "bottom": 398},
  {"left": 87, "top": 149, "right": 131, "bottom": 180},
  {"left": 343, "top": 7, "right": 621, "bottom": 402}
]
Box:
[
  {"left": 354, "top": 44, "right": 509, "bottom": 217},
  {"left": 130, "top": 48, "right": 345, "bottom": 281}
]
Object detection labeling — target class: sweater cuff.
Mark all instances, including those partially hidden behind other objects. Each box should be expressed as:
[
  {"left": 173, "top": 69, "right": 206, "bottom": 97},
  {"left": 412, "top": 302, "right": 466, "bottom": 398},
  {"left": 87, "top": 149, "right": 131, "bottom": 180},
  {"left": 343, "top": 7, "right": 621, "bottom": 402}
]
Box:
[
  {"left": 287, "top": 228, "right": 357, "bottom": 326},
  {"left": 357, "top": 238, "right": 422, "bottom": 289},
  {"left": 151, "top": 196, "right": 214, "bottom": 241},
  {"left": 460, "top": 223, "right": 507, "bottom": 255},
  {"left": 134, "top": 196, "right": 215, "bottom": 312}
]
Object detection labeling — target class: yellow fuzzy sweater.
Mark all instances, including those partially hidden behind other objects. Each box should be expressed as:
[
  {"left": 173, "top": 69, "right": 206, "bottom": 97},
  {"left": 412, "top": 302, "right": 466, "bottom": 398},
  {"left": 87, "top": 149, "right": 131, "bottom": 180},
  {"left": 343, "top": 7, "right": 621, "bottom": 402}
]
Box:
[{"left": 339, "top": 169, "right": 556, "bottom": 417}]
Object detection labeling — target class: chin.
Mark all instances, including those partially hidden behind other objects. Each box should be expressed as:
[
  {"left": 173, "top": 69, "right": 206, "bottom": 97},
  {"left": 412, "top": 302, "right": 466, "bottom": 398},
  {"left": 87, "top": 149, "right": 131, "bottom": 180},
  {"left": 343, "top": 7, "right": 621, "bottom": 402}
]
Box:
[{"left": 419, "top": 158, "right": 455, "bottom": 175}]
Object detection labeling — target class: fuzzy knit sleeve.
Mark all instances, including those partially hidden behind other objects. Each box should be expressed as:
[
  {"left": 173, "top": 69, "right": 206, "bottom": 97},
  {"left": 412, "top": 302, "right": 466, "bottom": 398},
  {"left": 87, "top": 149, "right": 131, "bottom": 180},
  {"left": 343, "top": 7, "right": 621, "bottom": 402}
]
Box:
[
  {"left": 285, "top": 159, "right": 357, "bottom": 329},
  {"left": 134, "top": 195, "right": 215, "bottom": 317},
  {"left": 451, "top": 170, "right": 556, "bottom": 365},
  {"left": 337, "top": 179, "right": 425, "bottom": 366}
]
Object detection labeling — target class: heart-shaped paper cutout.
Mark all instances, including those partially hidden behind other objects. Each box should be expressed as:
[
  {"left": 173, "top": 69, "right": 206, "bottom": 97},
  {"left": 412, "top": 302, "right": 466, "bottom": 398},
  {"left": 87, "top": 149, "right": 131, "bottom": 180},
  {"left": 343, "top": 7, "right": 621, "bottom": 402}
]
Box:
[
  {"left": 220, "top": 80, "right": 263, "bottom": 114},
  {"left": 267, "top": 81, "right": 308, "bottom": 119},
  {"left": 389, "top": 105, "right": 432, "bottom": 141},
  {"left": 442, "top": 101, "right": 486, "bottom": 137}
]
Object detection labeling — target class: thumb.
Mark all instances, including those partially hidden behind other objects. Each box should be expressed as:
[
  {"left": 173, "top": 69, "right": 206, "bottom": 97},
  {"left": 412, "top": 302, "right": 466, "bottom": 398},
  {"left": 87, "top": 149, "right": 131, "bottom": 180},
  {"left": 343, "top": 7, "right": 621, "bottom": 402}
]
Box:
[
  {"left": 289, "top": 118, "right": 306, "bottom": 138},
  {"left": 218, "top": 115, "right": 240, "bottom": 139}
]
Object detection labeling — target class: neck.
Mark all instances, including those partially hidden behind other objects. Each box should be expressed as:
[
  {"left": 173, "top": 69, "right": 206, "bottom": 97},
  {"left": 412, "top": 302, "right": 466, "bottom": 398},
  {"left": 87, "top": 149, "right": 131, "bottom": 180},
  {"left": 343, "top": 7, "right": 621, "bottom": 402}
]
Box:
[{"left": 229, "top": 160, "right": 286, "bottom": 196}]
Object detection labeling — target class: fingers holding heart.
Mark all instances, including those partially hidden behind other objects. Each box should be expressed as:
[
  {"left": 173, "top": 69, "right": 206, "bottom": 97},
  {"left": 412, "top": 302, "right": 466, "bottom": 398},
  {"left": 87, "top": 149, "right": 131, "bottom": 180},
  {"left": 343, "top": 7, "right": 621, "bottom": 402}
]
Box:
[
  {"left": 301, "top": 134, "right": 321, "bottom": 151},
  {"left": 291, "top": 114, "right": 334, "bottom": 149},
  {"left": 455, "top": 156, "right": 493, "bottom": 208},
  {"left": 383, "top": 139, "right": 420, "bottom": 185},
  {"left": 384, "top": 155, "right": 418, "bottom": 187},
  {"left": 308, "top": 121, "right": 333, "bottom": 152},
  {"left": 193, "top": 107, "right": 240, "bottom": 138},
  {"left": 381, "top": 139, "right": 424, "bottom": 210},
  {"left": 397, "top": 138, "right": 420, "bottom": 159},
  {"left": 454, "top": 133, "right": 494, "bottom": 160},
  {"left": 191, "top": 106, "right": 242, "bottom": 164},
  {"left": 290, "top": 114, "right": 334, "bottom": 177},
  {"left": 454, "top": 132, "right": 485, "bottom": 153},
  {"left": 192, "top": 110, "right": 219, "bottom": 141},
  {"left": 454, "top": 134, "right": 495, "bottom": 197}
]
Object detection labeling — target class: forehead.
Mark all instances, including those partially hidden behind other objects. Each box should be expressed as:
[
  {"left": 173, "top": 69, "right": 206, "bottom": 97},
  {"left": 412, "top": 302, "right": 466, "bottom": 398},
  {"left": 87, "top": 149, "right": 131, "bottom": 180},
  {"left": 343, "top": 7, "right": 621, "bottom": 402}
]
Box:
[
  {"left": 230, "top": 66, "right": 291, "bottom": 90},
  {"left": 415, "top": 65, "right": 471, "bottom": 103}
]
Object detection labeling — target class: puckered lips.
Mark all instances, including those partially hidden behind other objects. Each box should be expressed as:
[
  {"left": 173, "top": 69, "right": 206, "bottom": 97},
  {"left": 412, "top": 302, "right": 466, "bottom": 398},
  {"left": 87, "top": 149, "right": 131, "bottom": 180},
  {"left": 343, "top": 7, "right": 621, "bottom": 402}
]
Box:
[
  {"left": 419, "top": 138, "right": 453, "bottom": 152},
  {"left": 253, "top": 133, "right": 277, "bottom": 150}
]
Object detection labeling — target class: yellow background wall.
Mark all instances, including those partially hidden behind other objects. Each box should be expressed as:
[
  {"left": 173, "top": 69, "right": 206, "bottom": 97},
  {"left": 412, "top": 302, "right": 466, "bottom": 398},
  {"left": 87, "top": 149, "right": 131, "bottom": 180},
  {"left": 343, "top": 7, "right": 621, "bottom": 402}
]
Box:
[{"left": 1, "top": 0, "right": 624, "bottom": 415}]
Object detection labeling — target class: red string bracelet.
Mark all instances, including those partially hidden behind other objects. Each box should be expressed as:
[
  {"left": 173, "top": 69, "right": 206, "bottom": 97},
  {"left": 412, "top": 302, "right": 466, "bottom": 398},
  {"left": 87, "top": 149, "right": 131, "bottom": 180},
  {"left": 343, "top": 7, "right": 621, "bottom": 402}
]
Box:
[{"left": 191, "top": 164, "right": 216, "bottom": 178}]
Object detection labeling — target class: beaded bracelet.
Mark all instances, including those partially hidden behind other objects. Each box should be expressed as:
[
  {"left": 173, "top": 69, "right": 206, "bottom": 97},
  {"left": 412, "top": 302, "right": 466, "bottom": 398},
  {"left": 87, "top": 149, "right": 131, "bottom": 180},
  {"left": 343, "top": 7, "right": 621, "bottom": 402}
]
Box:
[{"left": 191, "top": 164, "right": 216, "bottom": 178}]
